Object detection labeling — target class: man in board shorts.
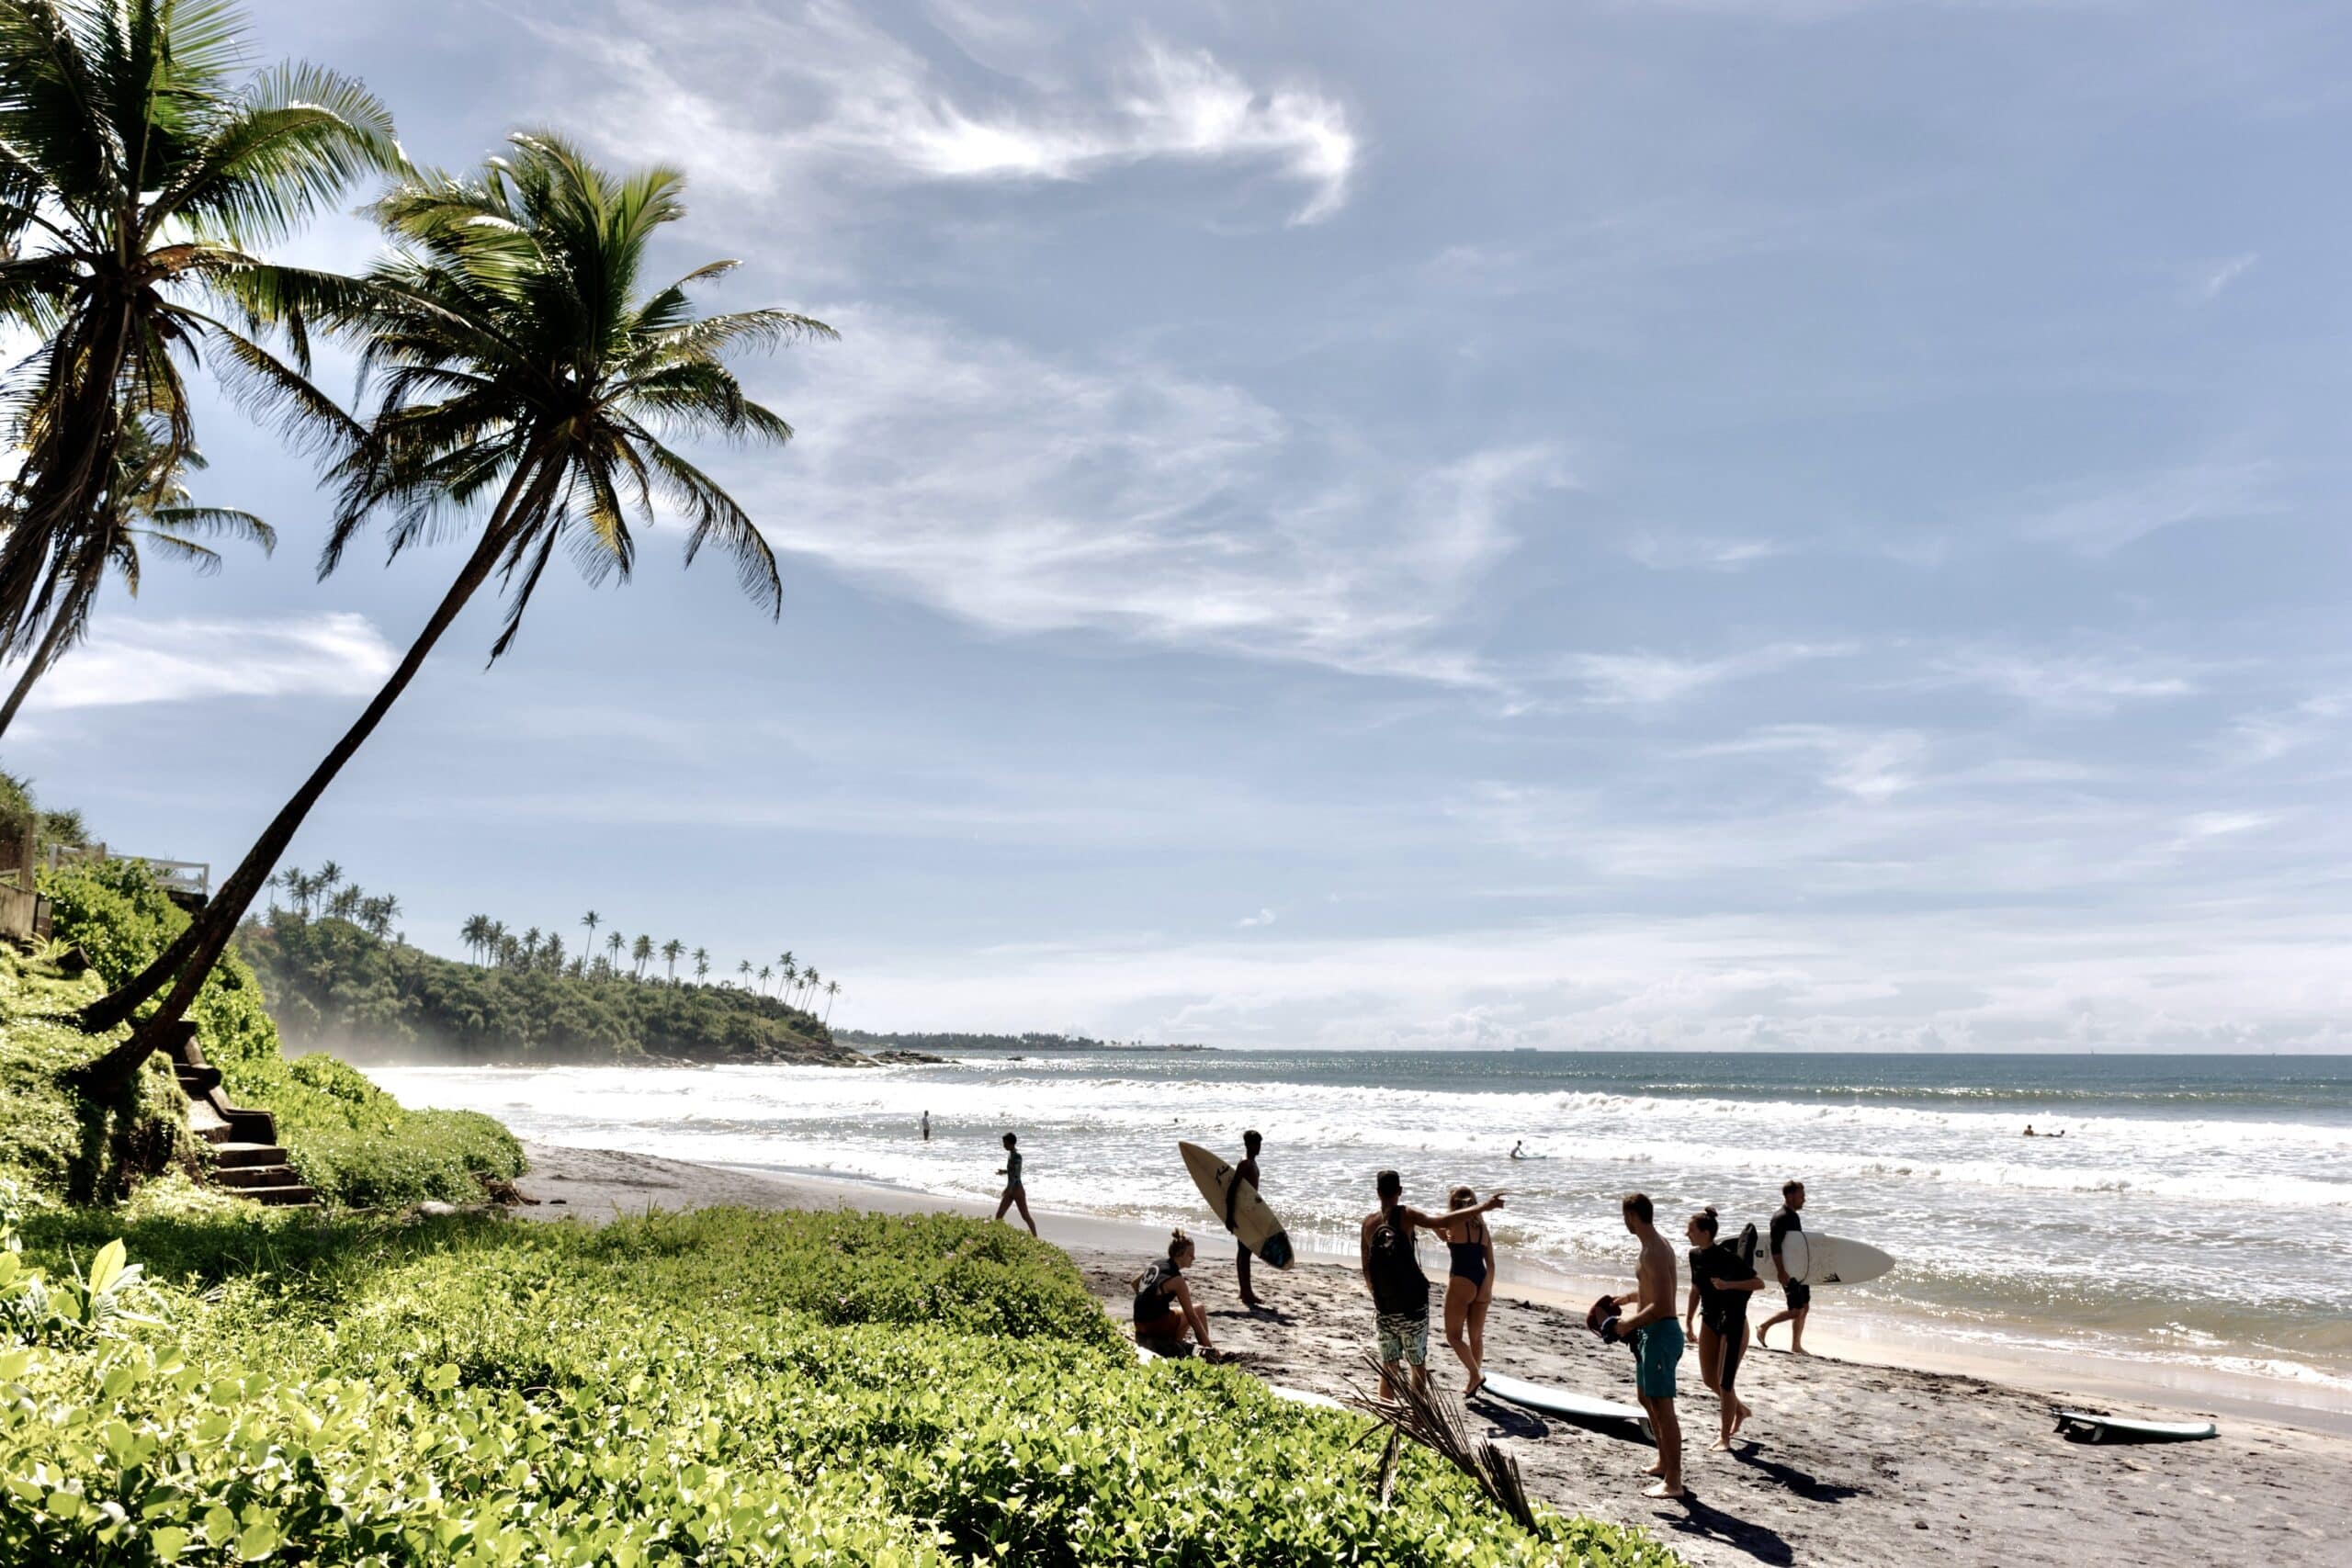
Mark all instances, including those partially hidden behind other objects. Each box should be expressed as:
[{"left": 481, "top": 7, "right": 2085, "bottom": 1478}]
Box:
[
  {"left": 1360, "top": 1170, "right": 1505, "bottom": 1400},
  {"left": 1759, "top": 1179, "right": 1810, "bottom": 1353},
  {"left": 1599, "top": 1191, "right": 1684, "bottom": 1498}
]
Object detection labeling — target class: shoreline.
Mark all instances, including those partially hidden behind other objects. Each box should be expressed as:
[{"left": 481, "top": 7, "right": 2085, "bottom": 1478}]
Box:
[
  {"left": 511, "top": 1139, "right": 2350, "bottom": 1438},
  {"left": 509, "top": 1140, "right": 2350, "bottom": 1568}
]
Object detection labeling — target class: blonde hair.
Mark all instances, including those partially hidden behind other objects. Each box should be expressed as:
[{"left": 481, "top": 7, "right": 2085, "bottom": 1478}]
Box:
[{"left": 1167, "top": 1227, "right": 1193, "bottom": 1260}]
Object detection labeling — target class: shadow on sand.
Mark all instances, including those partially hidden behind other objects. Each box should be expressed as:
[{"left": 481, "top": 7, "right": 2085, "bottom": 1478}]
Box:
[
  {"left": 1658, "top": 1492, "right": 1796, "bottom": 1567},
  {"left": 1733, "top": 1440, "right": 1867, "bottom": 1505}
]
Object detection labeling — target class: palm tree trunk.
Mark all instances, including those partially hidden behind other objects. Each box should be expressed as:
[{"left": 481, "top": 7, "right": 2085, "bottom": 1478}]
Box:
[
  {"left": 0, "top": 553, "right": 99, "bottom": 739},
  {"left": 75, "top": 459, "right": 550, "bottom": 1088}
]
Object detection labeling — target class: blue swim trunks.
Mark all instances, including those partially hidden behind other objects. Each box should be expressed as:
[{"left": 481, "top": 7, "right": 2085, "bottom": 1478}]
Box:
[{"left": 1633, "top": 1319, "right": 1683, "bottom": 1399}]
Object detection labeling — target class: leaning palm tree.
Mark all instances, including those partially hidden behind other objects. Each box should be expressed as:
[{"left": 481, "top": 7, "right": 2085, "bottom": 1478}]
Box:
[
  {"left": 692, "top": 947, "right": 709, "bottom": 984},
  {"left": 823, "top": 978, "right": 840, "bottom": 1025},
  {"left": 0, "top": 420, "right": 275, "bottom": 737},
  {"left": 74, "top": 133, "right": 831, "bottom": 1087},
  {"left": 0, "top": 0, "right": 399, "bottom": 675},
  {"left": 580, "top": 909, "right": 601, "bottom": 950},
  {"left": 757, "top": 964, "right": 773, "bottom": 995},
  {"left": 660, "top": 937, "right": 684, "bottom": 983}
]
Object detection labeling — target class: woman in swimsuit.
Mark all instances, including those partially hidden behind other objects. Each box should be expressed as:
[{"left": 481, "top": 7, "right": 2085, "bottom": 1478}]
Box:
[
  {"left": 1682, "top": 1205, "right": 1764, "bottom": 1449},
  {"left": 1435, "top": 1183, "right": 1496, "bottom": 1397},
  {"left": 1132, "top": 1229, "right": 1217, "bottom": 1358},
  {"left": 994, "top": 1132, "right": 1036, "bottom": 1235}
]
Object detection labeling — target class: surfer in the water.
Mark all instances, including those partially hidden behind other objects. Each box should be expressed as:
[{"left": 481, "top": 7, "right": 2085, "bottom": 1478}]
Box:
[
  {"left": 1360, "top": 1171, "right": 1506, "bottom": 1400},
  {"left": 1683, "top": 1205, "right": 1763, "bottom": 1450},
  {"left": 1231, "top": 1130, "right": 1266, "bottom": 1310},
  {"left": 993, "top": 1132, "right": 1036, "bottom": 1236},
  {"left": 1132, "top": 1229, "right": 1219, "bottom": 1359},
  {"left": 1758, "top": 1179, "right": 1809, "bottom": 1353},
  {"left": 1509, "top": 1140, "right": 1526, "bottom": 1161},
  {"left": 1599, "top": 1191, "right": 1684, "bottom": 1499},
  {"left": 1436, "top": 1184, "right": 1497, "bottom": 1398}
]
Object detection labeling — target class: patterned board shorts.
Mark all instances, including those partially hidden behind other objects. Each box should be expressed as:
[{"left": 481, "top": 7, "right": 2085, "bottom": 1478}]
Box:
[{"left": 1375, "top": 1310, "right": 1430, "bottom": 1367}]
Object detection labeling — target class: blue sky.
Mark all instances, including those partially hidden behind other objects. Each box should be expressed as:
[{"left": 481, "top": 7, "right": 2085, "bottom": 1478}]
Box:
[{"left": 14, "top": 0, "right": 2351, "bottom": 1050}]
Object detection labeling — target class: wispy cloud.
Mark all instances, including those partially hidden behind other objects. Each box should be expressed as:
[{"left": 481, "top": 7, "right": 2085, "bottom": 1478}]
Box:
[
  {"left": 1925, "top": 649, "right": 2199, "bottom": 713},
  {"left": 1623, "top": 532, "right": 1788, "bottom": 571},
  {"left": 2220, "top": 693, "right": 2346, "bottom": 766},
  {"left": 2016, "top": 461, "right": 2274, "bottom": 556},
  {"left": 1558, "top": 642, "right": 1854, "bottom": 705},
  {"left": 21, "top": 615, "right": 396, "bottom": 712},
  {"left": 1690, "top": 725, "right": 1928, "bottom": 800},
  {"left": 745, "top": 305, "right": 1566, "bottom": 684},
  {"left": 2192, "top": 252, "right": 2259, "bottom": 302},
  {"left": 533, "top": 1, "right": 1357, "bottom": 224},
  {"left": 1237, "top": 908, "right": 1277, "bottom": 929}
]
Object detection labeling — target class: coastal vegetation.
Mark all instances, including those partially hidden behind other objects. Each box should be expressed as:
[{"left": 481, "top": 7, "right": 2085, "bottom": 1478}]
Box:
[
  {"left": 842, "top": 1030, "right": 1213, "bottom": 1054},
  {"left": 3, "top": 1202, "right": 1676, "bottom": 1566},
  {"left": 239, "top": 876, "right": 851, "bottom": 1066}
]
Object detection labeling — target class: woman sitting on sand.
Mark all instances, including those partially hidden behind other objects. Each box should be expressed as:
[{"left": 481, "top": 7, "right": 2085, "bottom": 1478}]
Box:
[
  {"left": 1435, "top": 1184, "right": 1497, "bottom": 1398},
  {"left": 1133, "top": 1229, "right": 1218, "bottom": 1359},
  {"left": 1683, "top": 1205, "right": 1765, "bottom": 1450}
]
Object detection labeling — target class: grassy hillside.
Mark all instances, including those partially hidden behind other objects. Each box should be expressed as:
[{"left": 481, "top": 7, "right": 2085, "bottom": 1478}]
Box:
[
  {"left": 239, "top": 908, "right": 856, "bottom": 1066},
  {"left": 5, "top": 1204, "right": 1679, "bottom": 1567},
  {"left": 0, "top": 951, "right": 193, "bottom": 1206},
  {"left": 36, "top": 859, "right": 522, "bottom": 1209}
]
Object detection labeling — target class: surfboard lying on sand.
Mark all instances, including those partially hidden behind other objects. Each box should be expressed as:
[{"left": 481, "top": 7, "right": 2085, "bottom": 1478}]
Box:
[
  {"left": 1179, "top": 1141, "right": 1295, "bottom": 1269},
  {"left": 2052, "top": 1409, "right": 2218, "bottom": 1444},
  {"left": 1265, "top": 1383, "right": 1349, "bottom": 1413},
  {"left": 1781, "top": 1231, "right": 1895, "bottom": 1288},
  {"left": 1479, "top": 1372, "right": 1654, "bottom": 1442}
]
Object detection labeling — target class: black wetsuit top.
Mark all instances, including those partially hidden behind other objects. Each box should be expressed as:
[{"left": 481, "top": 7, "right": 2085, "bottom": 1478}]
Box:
[
  {"left": 1133, "top": 1260, "right": 1182, "bottom": 1325},
  {"left": 1690, "top": 1241, "right": 1757, "bottom": 1333}
]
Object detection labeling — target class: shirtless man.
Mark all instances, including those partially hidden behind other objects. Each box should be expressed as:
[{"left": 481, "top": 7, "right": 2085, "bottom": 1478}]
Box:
[
  {"left": 1600, "top": 1191, "right": 1684, "bottom": 1499},
  {"left": 1230, "top": 1130, "right": 1266, "bottom": 1309},
  {"left": 1360, "top": 1170, "right": 1507, "bottom": 1400}
]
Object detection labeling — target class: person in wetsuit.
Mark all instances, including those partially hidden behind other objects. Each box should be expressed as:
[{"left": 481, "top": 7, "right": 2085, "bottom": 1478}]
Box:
[
  {"left": 1682, "top": 1205, "right": 1764, "bottom": 1450},
  {"left": 1133, "top": 1229, "right": 1217, "bottom": 1358},
  {"left": 1229, "top": 1129, "right": 1265, "bottom": 1310},
  {"left": 1435, "top": 1183, "right": 1498, "bottom": 1398},
  {"left": 993, "top": 1132, "right": 1036, "bottom": 1235},
  {"left": 1758, "top": 1179, "right": 1809, "bottom": 1352}
]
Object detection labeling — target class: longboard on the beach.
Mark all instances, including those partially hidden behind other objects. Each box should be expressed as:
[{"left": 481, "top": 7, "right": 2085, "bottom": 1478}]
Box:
[
  {"left": 2052, "top": 1408, "right": 2217, "bottom": 1444},
  {"left": 1781, "top": 1231, "right": 1894, "bottom": 1288},
  {"left": 1478, "top": 1371, "right": 1654, "bottom": 1443},
  {"left": 1179, "top": 1141, "right": 1295, "bottom": 1269}
]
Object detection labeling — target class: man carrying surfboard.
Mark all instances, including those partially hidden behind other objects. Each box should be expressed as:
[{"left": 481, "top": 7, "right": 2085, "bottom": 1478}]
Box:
[
  {"left": 1758, "top": 1179, "right": 1810, "bottom": 1354},
  {"left": 1231, "top": 1130, "right": 1266, "bottom": 1310},
  {"left": 1360, "top": 1171, "right": 1506, "bottom": 1400},
  {"left": 1599, "top": 1191, "right": 1685, "bottom": 1500}
]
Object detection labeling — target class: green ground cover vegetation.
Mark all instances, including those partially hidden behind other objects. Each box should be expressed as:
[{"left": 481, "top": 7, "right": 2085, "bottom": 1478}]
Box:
[{"left": 5, "top": 1203, "right": 1678, "bottom": 1566}]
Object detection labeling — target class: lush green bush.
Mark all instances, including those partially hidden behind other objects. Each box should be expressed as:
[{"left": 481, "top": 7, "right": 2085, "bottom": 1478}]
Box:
[
  {"left": 0, "top": 953, "right": 195, "bottom": 1204},
  {"left": 3, "top": 1208, "right": 1679, "bottom": 1567},
  {"left": 40, "top": 861, "right": 523, "bottom": 1210},
  {"left": 240, "top": 909, "right": 849, "bottom": 1066}
]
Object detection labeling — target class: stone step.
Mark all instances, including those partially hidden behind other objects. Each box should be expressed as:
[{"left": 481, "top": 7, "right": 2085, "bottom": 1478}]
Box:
[
  {"left": 238, "top": 1183, "right": 319, "bottom": 1208},
  {"left": 210, "top": 1142, "right": 290, "bottom": 1168},
  {"left": 213, "top": 1164, "right": 301, "bottom": 1190}
]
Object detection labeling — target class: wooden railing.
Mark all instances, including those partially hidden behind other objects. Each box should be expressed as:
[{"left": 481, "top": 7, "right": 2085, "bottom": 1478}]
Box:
[{"left": 44, "top": 842, "right": 210, "bottom": 899}]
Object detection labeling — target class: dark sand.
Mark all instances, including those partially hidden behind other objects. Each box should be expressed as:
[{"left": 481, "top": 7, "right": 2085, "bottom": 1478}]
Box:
[{"left": 511, "top": 1143, "right": 2351, "bottom": 1568}]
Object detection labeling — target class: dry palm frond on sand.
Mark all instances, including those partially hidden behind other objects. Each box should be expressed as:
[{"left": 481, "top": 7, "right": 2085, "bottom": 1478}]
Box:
[{"left": 1345, "top": 1351, "right": 1539, "bottom": 1532}]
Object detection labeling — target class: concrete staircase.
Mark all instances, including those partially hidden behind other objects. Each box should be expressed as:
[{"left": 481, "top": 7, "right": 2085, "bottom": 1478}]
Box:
[{"left": 159, "top": 1023, "right": 317, "bottom": 1208}]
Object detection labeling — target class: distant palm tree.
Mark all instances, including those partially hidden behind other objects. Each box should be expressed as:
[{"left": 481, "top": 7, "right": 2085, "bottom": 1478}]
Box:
[
  {"left": 542, "top": 932, "right": 564, "bottom": 972},
  {"left": 273, "top": 867, "right": 306, "bottom": 918},
  {"left": 606, "top": 931, "right": 626, "bottom": 973},
  {"left": 823, "top": 979, "right": 841, "bottom": 1025},
  {"left": 799, "top": 968, "right": 820, "bottom": 1010},
  {"left": 581, "top": 910, "right": 601, "bottom": 951},
  {"left": 630, "top": 934, "right": 652, "bottom": 980},
  {"left": 0, "top": 422, "right": 276, "bottom": 738},
  {"left": 376, "top": 893, "right": 401, "bottom": 940},
  {"left": 0, "top": 0, "right": 399, "bottom": 726},
  {"left": 661, "top": 938, "right": 684, "bottom": 983},
  {"left": 737, "top": 959, "right": 752, "bottom": 987},
  {"left": 693, "top": 947, "right": 710, "bottom": 983},
  {"left": 317, "top": 862, "right": 345, "bottom": 900},
  {"left": 74, "top": 132, "right": 831, "bottom": 1089},
  {"left": 757, "top": 964, "right": 773, "bottom": 995},
  {"left": 459, "top": 913, "right": 491, "bottom": 962}
]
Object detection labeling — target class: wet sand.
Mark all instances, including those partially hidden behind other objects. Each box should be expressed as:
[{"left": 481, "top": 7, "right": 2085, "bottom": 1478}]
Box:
[{"left": 511, "top": 1143, "right": 2351, "bottom": 1568}]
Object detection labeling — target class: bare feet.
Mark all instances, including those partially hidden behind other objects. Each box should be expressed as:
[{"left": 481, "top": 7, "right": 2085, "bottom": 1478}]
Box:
[
  {"left": 1756, "top": 1325, "right": 1772, "bottom": 1349},
  {"left": 1710, "top": 1436, "right": 1733, "bottom": 1451},
  {"left": 1644, "top": 1461, "right": 1667, "bottom": 1477},
  {"left": 1643, "top": 1480, "right": 1685, "bottom": 1499}
]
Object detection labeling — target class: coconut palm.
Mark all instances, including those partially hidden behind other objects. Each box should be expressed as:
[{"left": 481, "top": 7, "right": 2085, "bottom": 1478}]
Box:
[
  {"left": 459, "top": 913, "right": 491, "bottom": 962},
  {"left": 75, "top": 133, "right": 831, "bottom": 1086},
  {"left": 581, "top": 909, "right": 601, "bottom": 951},
  {"left": 823, "top": 978, "right": 840, "bottom": 1025},
  {"left": 0, "top": 420, "right": 275, "bottom": 737},
  {"left": 757, "top": 964, "right": 772, "bottom": 995},
  {"left": 736, "top": 959, "right": 752, "bottom": 987},
  {"left": 692, "top": 947, "right": 709, "bottom": 984},
  {"left": 660, "top": 937, "right": 684, "bottom": 983},
  {"left": 605, "top": 930, "right": 625, "bottom": 973},
  {"left": 0, "top": 0, "right": 398, "bottom": 691}
]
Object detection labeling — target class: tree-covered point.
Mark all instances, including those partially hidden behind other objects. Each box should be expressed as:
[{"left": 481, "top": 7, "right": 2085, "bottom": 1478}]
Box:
[
  {"left": 239, "top": 897, "right": 856, "bottom": 1067},
  {"left": 840, "top": 1029, "right": 1217, "bottom": 1054}
]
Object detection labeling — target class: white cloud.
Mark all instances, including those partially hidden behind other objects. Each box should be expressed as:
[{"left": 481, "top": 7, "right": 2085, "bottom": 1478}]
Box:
[
  {"left": 746, "top": 305, "right": 1566, "bottom": 683},
  {"left": 21, "top": 615, "right": 397, "bottom": 712},
  {"left": 2219, "top": 694, "right": 2346, "bottom": 767},
  {"left": 1237, "top": 908, "right": 1276, "bottom": 929},
  {"left": 2192, "top": 252, "right": 2259, "bottom": 302},
  {"left": 2016, "top": 461, "right": 2274, "bottom": 556},
  {"left": 1557, "top": 641, "right": 1854, "bottom": 705},
  {"left": 1623, "top": 532, "right": 1788, "bottom": 571},
  {"left": 1925, "top": 649, "right": 2199, "bottom": 713},
  {"left": 1690, "top": 725, "right": 1928, "bottom": 800},
  {"left": 533, "top": 2, "right": 1357, "bottom": 224}
]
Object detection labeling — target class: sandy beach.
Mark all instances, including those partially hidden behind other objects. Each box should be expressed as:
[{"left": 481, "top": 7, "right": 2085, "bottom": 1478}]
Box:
[{"left": 510, "top": 1141, "right": 2350, "bottom": 1568}]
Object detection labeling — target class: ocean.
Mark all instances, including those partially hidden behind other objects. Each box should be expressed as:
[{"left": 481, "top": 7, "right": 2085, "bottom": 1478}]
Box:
[{"left": 372, "top": 1048, "right": 2352, "bottom": 1409}]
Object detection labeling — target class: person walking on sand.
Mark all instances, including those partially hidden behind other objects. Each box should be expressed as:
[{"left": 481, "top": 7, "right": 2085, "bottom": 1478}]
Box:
[
  {"left": 1436, "top": 1184, "right": 1498, "bottom": 1398},
  {"left": 993, "top": 1133, "right": 1036, "bottom": 1235},
  {"left": 1599, "top": 1191, "right": 1684, "bottom": 1499},
  {"left": 1230, "top": 1129, "right": 1267, "bottom": 1310},
  {"left": 1133, "top": 1229, "right": 1218, "bottom": 1359},
  {"left": 1758, "top": 1179, "right": 1810, "bottom": 1353},
  {"left": 1683, "top": 1205, "right": 1764, "bottom": 1450},
  {"left": 1361, "top": 1170, "right": 1505, "bottom": 1400}
]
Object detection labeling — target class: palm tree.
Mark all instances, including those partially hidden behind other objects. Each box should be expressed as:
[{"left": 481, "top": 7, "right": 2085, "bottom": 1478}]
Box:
[
  {"left": 271, "top": 866, "right": 303, "bottom": 917},
  {"left": 581, "top": 910, "right": 601, "bottom": 951},
  {"left": 606, "top": 931, "right": 626, "bottom": 973},
  {"left": 0, "top": 420, "right": 275, "bottom": 737},
  {"left": 692, "top": 947, "right": 709, "bottom": 984},
  {"left": 0, "top": 1, "right": 398, "bottom": 703},
  {"left": 628, "top": 933, "right": 651, "bottom": 980},
  {"left": 757, "top": 964, "right": 772, "bottom": 995},
  {"left": 459, "top": 913, "right": 491, "bottom": 962},
  {"left": 74, "top": 134, "right": 831, "bottom": 1086},
  {"left": 661, "top": 938, "right": 684, "bottom": 983},
  {"left": 736, "top": 959, "right": 752, "bottom": 988},
  {"left": 823, "top": 978, "right": 840, "bottom": 1025}
]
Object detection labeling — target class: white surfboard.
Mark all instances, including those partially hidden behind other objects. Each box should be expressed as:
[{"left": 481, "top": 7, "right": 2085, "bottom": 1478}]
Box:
[
  {"left": 1781, "top": 1231, "right": 1894, "bottom": 1288},
  {"left": 1180, "top": 1142, "right": 1295, "bottom": 1269},
  {"left": 1479, "top": 1372, "right": 1653, "bottom": 1441},
  {"left": 2053, "top": 1409, "right": 2217, "bottom": 1444}
]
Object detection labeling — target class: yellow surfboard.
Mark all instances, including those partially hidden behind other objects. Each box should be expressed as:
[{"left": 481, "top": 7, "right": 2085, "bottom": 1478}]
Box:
[{"left": 1179, "top": 1141, "right": 1295, "bottom": 1269}]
